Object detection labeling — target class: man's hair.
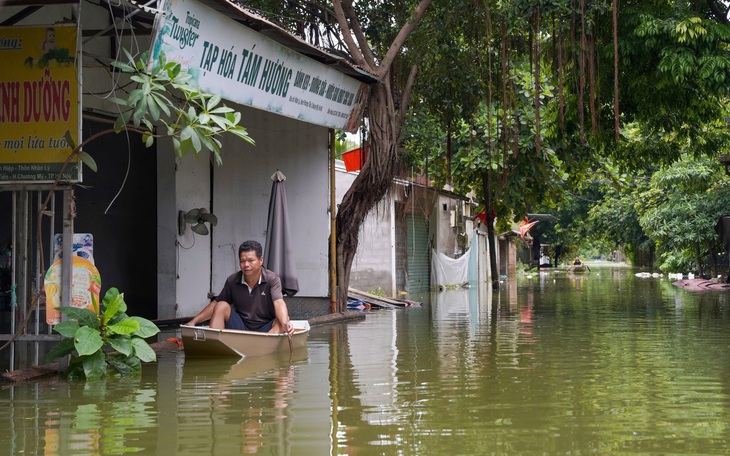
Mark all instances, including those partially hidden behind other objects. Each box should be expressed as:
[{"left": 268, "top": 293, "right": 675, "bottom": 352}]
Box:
[{"left": 239, "top": 240, "right": 263, "bottom": 258}]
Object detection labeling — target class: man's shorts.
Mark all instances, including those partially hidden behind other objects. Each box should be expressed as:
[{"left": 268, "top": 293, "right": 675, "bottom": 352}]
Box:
[{"left": 225, "top": 309, "right": 274, "bottom": 332}]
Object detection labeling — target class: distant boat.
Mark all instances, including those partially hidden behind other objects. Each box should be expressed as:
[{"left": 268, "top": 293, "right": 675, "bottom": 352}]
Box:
[
  {"left": 568, "top": 264, "right": 587, "bottom": 273},
  {"left": 181, "top": 321, "right": 310, "bottom": 358}
]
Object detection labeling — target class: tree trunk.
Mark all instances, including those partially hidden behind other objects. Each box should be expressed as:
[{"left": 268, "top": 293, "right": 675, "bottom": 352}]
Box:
[
  {"left": 486, "top": 211, "right": 499, "bottom": 289},
  {"left": 335, "top": 83, "right": 397, "bottom": 311},
  {"left": 554, "top": 245, "right": 563, "bottom": 267},
  {"left": 695, "top": 242, "right": 703, "bottom": 277},
  {"left": 482, "top": 172, "right": 499, "bottom": 290}
]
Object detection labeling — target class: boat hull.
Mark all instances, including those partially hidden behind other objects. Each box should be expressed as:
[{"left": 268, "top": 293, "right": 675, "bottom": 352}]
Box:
[
  {"left": 181, "top": 321, "right": 310, "bottom": 358},
  {"left": 569, "top": 265, "right": 587, "bottom": 273}
]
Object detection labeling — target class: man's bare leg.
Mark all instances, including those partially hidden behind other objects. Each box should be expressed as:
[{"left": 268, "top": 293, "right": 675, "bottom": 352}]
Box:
[
  {"left": 269, "top": 319, "right": 283, "bottom": 334},
  {"left": 209, "top": 301, "right": 232, "bottom": 329}
]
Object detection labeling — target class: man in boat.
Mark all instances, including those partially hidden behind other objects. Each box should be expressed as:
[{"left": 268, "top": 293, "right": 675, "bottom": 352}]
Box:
[
  {"left": 569, "top": 256, "right": 591, "bottom": 271},
  {"left": 185, "top": 240, "right": 294, "bottom": 334}
]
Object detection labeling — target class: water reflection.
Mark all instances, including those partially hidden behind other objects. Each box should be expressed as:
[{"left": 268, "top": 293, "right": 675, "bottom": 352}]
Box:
[
  {"left": 3, "top": 265, "right": 730, "bottom": 454},
  {"left": 1, "top": 375, "right": 159, "bottom": 455},
  {"left": 175, "top": 351, "right": 308, "bottom": 455}
]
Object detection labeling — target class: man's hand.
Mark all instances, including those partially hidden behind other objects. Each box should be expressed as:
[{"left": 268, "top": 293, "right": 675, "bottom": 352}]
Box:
[{"left": 282, "top": 320, "right": 294, "bottom": 335}]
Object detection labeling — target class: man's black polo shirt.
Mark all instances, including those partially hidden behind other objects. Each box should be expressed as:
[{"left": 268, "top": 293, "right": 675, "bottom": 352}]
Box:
[{"left": 216, "top": 267, "right": 284, "bottom": 330}]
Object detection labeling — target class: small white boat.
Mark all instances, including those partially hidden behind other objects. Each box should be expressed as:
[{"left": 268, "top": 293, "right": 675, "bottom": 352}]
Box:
[
  {"left": 180, "top": 320, "right": 310, "bottom": 358},
  {"left": 568, "top": 264, "right": 587, "bottom": 273}
]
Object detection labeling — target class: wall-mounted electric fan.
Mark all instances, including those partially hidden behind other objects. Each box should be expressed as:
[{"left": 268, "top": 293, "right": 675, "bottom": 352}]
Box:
[{"left": 178, "top": 208, "right": 218, "bottom": 235}]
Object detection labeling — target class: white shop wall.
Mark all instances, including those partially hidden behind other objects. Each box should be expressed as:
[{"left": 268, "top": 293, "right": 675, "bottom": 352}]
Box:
[{"left": 172, "top": 106, "right": 331, "bottom": 319}]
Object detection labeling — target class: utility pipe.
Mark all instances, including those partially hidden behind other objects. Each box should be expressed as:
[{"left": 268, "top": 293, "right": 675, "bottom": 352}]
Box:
[{"left": 329, "top": 129, "right": 337, "bottom": 313}]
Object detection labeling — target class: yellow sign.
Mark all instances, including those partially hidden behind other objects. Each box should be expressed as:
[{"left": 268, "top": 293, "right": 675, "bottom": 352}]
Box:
[{"left": 0, "top": 25, "right": 80, "bottom": 182}]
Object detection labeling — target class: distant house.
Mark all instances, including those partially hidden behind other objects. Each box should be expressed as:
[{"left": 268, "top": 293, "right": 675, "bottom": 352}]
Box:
[{"left": 335, "top": 160, "right": 489, "bottom": 297}]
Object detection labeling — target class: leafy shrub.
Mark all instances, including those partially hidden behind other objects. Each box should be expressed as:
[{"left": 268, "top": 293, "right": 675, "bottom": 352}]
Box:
[{"left": 44, "top": 288, "right": 159, "bottom": 380}]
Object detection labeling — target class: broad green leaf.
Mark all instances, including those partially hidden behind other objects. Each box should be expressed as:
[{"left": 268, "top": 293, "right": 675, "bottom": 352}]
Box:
[
  {"left": 155, "top": 50, "right": 165, "bottom": 67},
  {"left": 148, "top": 96, "right": 160, "bottom": 121},
  {"left": 230, "top": 129, "right": 255, "bottom": 145},
  {"left": 91, "top": 290, "right": 99, "bottom": 315},
  {"left": 107, "top": 336, "right": 134, "bottom": 357},
  {"left": 103, "top": 288, "right": 121, "bottom": 307},
  {"left": 197, "top": 131, "right": 214, "bottom": 152},
  {"left": 107, "top": 96, "right": 129, "bottom": 106},
  {"left": 103, "top": 290, "right": 126, "bottom": 321},
  {"left": 107, "top": 312, "right": 129, "bottom": 326},
  {"left": 64, "top": 357, "right": 86, "bottom": 381},
  {"left": 52, "top": 320, "right": 80, "bottom": 338},
  {"left": 111, "top": 354, "right": 141, "bottom": 374},
  {"left": 110, "top": 60, "right": 134, "bottom": 72},
  {"left": 207, "top": 94, "right": 221, "bottom": 110},
  {"left": 210, "top": 106, "right": 234, "bottom": 114},
  {"left": 82, "top": 350, "right": 107, "bottom": 380},
  {"left": 150, "top": 93, "right": 172, "bottom": 117},
  {"left": 107, "top": 319, "right": 140, "bottom": 335},
  {"left": 113, "top": 115, "right": 126, "bottom": 132},
  {"left": 212, "top": 150, "right": 223, "bottom": 166},
  {"left": 122, "top": 48, "right": 134, "bottom": 66},
  {"left": 59, "top": 306, "right": 98, "bottom": 328},
  {"left": 130, "top": 337, "right": 157, "bottom": 363},
  {"left": 128, "top": 88, "right": 144, "bottom": 104},
  {"left": 180, "top": 125, "right": 194, "bottom": 143},
  {"left": 77, "top": 150, "right": 98, "bottom": 172},
  {"left": 172, "top": 137, "right": 181, "bottom": 155},
  {"left": 74, "top": 326, "right": 104, "bottom": 356},
  {"left": 63, "top": 130, "right": 76, "bottom": 150},
  {"left": 142, "top": 118, "right": 154, "bottom": 131},
  {"left": 130, "top": 317, "right": 160, "bottom": 338},
  {"left": 107, "top": 354, "right": 138, "bottom": 376},
  {"left": 210, "top": 115, "right": 227, "bottom": 130},
  {"left": 132, "top": 96, "right": 148, "bottom": 126},
  {"left": 43, "top": 337, "right": 75, "bottom": 363},
  {"left": 190, "top": 129, "right": 202, "bottom": 152}
]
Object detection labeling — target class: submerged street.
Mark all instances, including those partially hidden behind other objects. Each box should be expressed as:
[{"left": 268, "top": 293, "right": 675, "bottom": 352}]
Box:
[{"left": 3, "top": 262, "right": 730, "bottom": 454}]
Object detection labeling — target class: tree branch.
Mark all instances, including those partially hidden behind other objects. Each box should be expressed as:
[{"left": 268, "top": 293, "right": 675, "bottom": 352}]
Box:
[
  {"left": 379, "top": 0, "right": 433, "bottom": 76},
  {"left": 339, "top": 0, "right": 377, "bottom": 68},
  {"left": 396, "top": 63, "right": 418, "bottom": 138},
  {"left": 330, "top": 0, "right": 369, "bottom": 68}
]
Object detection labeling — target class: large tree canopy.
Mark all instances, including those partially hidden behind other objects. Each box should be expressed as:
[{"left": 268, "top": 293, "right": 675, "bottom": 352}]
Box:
[{"left": 244, "top": 0, "right": 730, "bottom": 291}]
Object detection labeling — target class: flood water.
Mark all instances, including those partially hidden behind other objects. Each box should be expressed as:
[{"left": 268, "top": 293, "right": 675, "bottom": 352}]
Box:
[{"left": 3, "top": 263, "right": 730, "bottom": 455}]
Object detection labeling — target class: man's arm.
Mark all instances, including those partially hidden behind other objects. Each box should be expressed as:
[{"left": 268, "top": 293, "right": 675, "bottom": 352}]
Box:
[
  {"left": 273, "top": 298, "right": 293, "bottom": 334},
  {"left": 186, "top": 300, "right": 218, "bottom": 326}
]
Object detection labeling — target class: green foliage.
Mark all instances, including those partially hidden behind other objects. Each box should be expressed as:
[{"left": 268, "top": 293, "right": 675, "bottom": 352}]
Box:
[
  {"left": 335, "top": 130, "right": 360, "bottom": 158},
  {"left": 587, "top": 174, "right": 654, "bottom": 257},
  {"left": 221, "top": 0, "right": 730, "bottom": 277},
  {"left": 367, "top": 286, "right": 387, "bottom": 297},
  {"left": 108, "top": 49, "right": 255, "bottom": 166},
  {"left": 634, "top": 158, "right": 730, "bottom": 273},
  {"left": 44, "top": 288, "right": 160, "bottom": 380},
  {"left": 611, "top": 3, "right": 730, "bottom": 169}
]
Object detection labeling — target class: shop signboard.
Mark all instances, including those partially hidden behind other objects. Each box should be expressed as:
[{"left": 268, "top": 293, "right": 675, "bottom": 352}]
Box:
[
  {"left": 149, "top": 0, "right": 369, "bottom": 132},
  {"left": 0, "top": 25, "right": 80, "bottom": 183}
]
